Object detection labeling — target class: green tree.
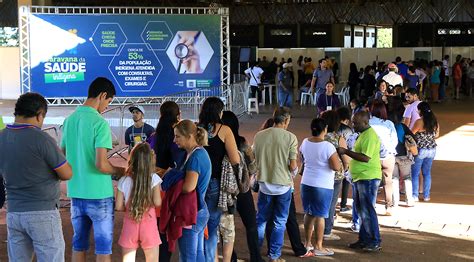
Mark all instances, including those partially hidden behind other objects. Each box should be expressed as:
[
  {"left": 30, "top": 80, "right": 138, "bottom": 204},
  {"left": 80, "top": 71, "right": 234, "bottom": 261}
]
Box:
[{"left": 377, "top": 28, "right": 392, "bottom": 48}]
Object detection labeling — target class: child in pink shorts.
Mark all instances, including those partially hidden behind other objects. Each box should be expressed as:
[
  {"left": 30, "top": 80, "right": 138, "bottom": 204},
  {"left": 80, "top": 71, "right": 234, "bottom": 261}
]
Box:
[{"left": 116, "top": 143, "right": 162, "bottom": 261}]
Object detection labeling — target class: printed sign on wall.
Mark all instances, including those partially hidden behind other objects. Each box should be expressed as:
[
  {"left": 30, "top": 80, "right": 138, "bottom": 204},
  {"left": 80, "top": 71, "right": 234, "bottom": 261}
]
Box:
[{"left": 29, "top": 14, "right": 221, "bottom": 97}]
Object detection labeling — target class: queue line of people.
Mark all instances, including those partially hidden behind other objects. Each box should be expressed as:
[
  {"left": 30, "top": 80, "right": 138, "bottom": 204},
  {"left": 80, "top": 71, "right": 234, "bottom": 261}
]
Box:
[{"left": 0, "top": 75, "right": 440, "bottom": 261}]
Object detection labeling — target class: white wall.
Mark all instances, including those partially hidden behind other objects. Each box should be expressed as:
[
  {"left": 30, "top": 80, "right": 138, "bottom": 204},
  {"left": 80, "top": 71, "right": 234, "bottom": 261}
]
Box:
[
  {"left": 354, "top": 26, "right": 364, "bottom": 48},
  {"left": 344, "top": 25, "right": 351, "bottom": 48},
  {"left": 258, "top": 47, "right": 474, "bottom": 86},
  {"left": 0, "top": 47, "right": 21, "bottom": 99},
  {"left": 366, "top": 27, "right": 376, "bottom": 48}
]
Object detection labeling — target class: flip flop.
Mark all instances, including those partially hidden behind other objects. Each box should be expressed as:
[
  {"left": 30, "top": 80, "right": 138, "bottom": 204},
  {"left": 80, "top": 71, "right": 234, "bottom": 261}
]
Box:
[
  {"left": 313, "top": 248, "right": 335, "bottom": 256},
  {"left": 299, "top": 250, "right": 315, "bottom": 258},
  {"left": 299, "top": 247, "right": 315, "bottom": 258}
]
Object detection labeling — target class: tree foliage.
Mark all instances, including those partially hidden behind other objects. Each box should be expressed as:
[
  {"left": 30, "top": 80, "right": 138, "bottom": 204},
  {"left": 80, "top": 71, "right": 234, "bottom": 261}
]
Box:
[
  {"left": 0, "top": 27, "right": 19, "bottom": 47},
  {"left": 377, "top": 28, "right": 392, "bottom": 48}
]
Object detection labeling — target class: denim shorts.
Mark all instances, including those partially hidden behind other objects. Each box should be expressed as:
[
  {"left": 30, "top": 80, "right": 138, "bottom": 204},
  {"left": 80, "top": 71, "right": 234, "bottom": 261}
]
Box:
[
  {"left": 71, "top": 197, "right": 114, "bottom": 255},
  {"left": 7, "top": 209, "right": 65, "bottom": 262},
  {"left": 301, "top": 184, "right": 333, "bottom": 218}
]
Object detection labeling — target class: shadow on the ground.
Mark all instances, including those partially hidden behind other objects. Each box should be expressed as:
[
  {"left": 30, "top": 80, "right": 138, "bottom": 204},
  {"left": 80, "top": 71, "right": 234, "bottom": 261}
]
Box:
[{"left": 1, "top": 210, "right": 472, "bottom": 262}]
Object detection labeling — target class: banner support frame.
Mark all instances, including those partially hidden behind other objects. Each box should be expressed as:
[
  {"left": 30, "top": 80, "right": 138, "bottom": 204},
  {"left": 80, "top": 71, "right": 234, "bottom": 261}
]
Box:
[{"left": 19, "top": 6, "right": 230, "bottom": 105}]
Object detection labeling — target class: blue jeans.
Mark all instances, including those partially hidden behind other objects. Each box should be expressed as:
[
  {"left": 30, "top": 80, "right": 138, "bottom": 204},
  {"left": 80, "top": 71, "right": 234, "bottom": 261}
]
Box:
[
  {"left": 7, "top": 209, "right": 65, "bottom": 262},
  {"left": 353, "top": 179, "right": 381, "bottom": 246},
  {"left": 278, "top": 87, "right": 293, "bottom": 108},
  {"left": 71, "top": 197, "right": 114, "bottom": 255},
  {"left": 324, "top": 179, "right": 342, "bottom": 235},
  {"left": 204, "top": 179, "right": 222, "bottom": 262},
  {"left": 411, "top": 148, "right": 436, "bottom": 199},
  {"left": 256, "top": 188, "right": 292, "bottom": 260},
  {"left": 178, "top": 208, "right": 209, "bottom": 262},
  {"left": 351, "top": 183, "right": 360, "bottom": 229}
]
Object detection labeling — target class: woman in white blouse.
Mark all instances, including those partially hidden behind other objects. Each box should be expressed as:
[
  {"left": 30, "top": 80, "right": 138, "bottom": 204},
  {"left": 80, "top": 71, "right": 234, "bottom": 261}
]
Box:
[{"left": 299, "top": 118, "right": 341, "bottom": 257}]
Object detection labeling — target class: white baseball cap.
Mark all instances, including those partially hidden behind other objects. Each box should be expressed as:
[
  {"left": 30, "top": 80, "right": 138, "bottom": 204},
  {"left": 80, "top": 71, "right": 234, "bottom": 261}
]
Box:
[{"left": 129, "top": 105, "right": 145, "bottom": 115}]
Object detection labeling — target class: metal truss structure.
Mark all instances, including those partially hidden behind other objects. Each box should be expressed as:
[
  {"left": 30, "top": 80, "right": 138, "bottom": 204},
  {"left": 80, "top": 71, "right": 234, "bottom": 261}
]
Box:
[
  {"left": 19, "top": 6, "right": 31, "bottom": 95},
  {"left": 229, "top": 0, "right": 474, "bottom": 25},
  {"left": 18, "top": 6, "right": 230, "bottom": 105}
]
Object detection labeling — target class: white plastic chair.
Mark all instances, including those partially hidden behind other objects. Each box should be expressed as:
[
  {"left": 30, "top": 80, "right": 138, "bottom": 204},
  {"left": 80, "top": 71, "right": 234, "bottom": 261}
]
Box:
[
  {"left": 312, "top": 92, "right": 319, "bottom": 106},
  {"left": 343, "top": 86, "right": 350, "bottom": 105},
  {"left": 300, "top": 92, "right": 313, "bottom": 105},
  {"left": 335, "top": 86, "right": 349, "bottom": 105}
]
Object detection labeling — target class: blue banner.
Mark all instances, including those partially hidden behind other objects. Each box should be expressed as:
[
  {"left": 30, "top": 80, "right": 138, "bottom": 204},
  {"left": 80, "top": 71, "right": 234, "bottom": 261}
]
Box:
[{"left": 29, "top": 14, "right": 221, "bottom": 97}]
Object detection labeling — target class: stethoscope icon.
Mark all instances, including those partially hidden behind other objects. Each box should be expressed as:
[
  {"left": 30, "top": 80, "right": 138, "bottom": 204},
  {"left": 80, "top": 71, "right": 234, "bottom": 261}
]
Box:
[
  {"left": 175, "top": 43, "right": 189, "bottom": 73},
  {"left": 174, "top": 31, "right": 201, "bottom": 74}
]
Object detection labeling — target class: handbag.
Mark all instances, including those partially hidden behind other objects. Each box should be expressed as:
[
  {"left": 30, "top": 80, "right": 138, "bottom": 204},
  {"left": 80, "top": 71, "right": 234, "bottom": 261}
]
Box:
[{"left": 405, "top": 134, "right": 418, "bottom": 157}]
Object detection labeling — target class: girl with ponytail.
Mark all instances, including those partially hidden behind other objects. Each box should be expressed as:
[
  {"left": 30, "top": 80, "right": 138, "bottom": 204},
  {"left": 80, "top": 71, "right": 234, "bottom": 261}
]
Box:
[{"left": 173, "top": 119, "right": 212, "bottom": 260}]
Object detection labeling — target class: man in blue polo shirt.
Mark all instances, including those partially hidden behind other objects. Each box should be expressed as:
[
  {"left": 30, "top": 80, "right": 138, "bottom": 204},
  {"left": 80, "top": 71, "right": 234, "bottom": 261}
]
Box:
[{"left": 0, "top": 93, "right": 73, "bottom": 261}]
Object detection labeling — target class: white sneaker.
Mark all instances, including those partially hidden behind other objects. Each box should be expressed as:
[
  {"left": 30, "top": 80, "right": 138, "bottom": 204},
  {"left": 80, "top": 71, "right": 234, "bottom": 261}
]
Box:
[
  {"left": 258, "top": 102, "right": 264, "bottom": 106},
  {"left": 323, "top": 233, "right": 341, "bottom": 241}
]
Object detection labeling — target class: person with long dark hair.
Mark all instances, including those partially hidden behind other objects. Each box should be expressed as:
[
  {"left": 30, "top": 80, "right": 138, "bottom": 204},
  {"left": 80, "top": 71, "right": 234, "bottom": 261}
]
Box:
[
  {"left": 411, "top": 102, "right": 439, "bottom": 202},
  {"left": 299, "top": 118, "right": 341, "bottom": 257},
  {"left": 148, "top": 101, "right": 186, "bottom": 261},
  {"left": 198, "top": 97, "right": 240, "bottom": 261},
  {"left": 348, "top": 63, "right": 360, "bottom": 101},
  {"left": 221, "top": 111, "right": 264, "bottom": 262},
  {"left": 320, "top": 110, "right": 350, "bottom": 241},
  {"left": 151, "top": 101, "right": 185, "bottom": 175},
  {"left": 361, "top": 65, "right": 376, "bottom": 99}
]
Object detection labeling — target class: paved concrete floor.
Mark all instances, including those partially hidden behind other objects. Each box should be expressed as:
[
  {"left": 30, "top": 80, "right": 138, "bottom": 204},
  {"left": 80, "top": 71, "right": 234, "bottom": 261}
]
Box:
[{"left": 0, "top": 98, "right": 473, "bottom": 261}]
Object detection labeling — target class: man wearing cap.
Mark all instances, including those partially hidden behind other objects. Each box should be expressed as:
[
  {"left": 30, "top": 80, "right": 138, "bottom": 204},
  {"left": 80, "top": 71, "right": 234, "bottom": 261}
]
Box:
[
  {"left": 124, "top": 105, "right": 155, "bottom": 151},
  {"left": 382, "top": 63, "right": 403, "bottom": 89},
  {"left": 278, "top": 63, "right": 293, "bottom": 108}
]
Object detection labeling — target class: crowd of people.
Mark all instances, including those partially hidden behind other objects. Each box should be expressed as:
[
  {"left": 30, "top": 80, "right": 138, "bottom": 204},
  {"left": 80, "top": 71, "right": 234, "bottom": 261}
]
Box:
[
  {"left": 245, "top": 54, "right": 473, "bottom": 113},
  {"left": 0, "top": 66, "right": 442, "bottom": 262}
]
